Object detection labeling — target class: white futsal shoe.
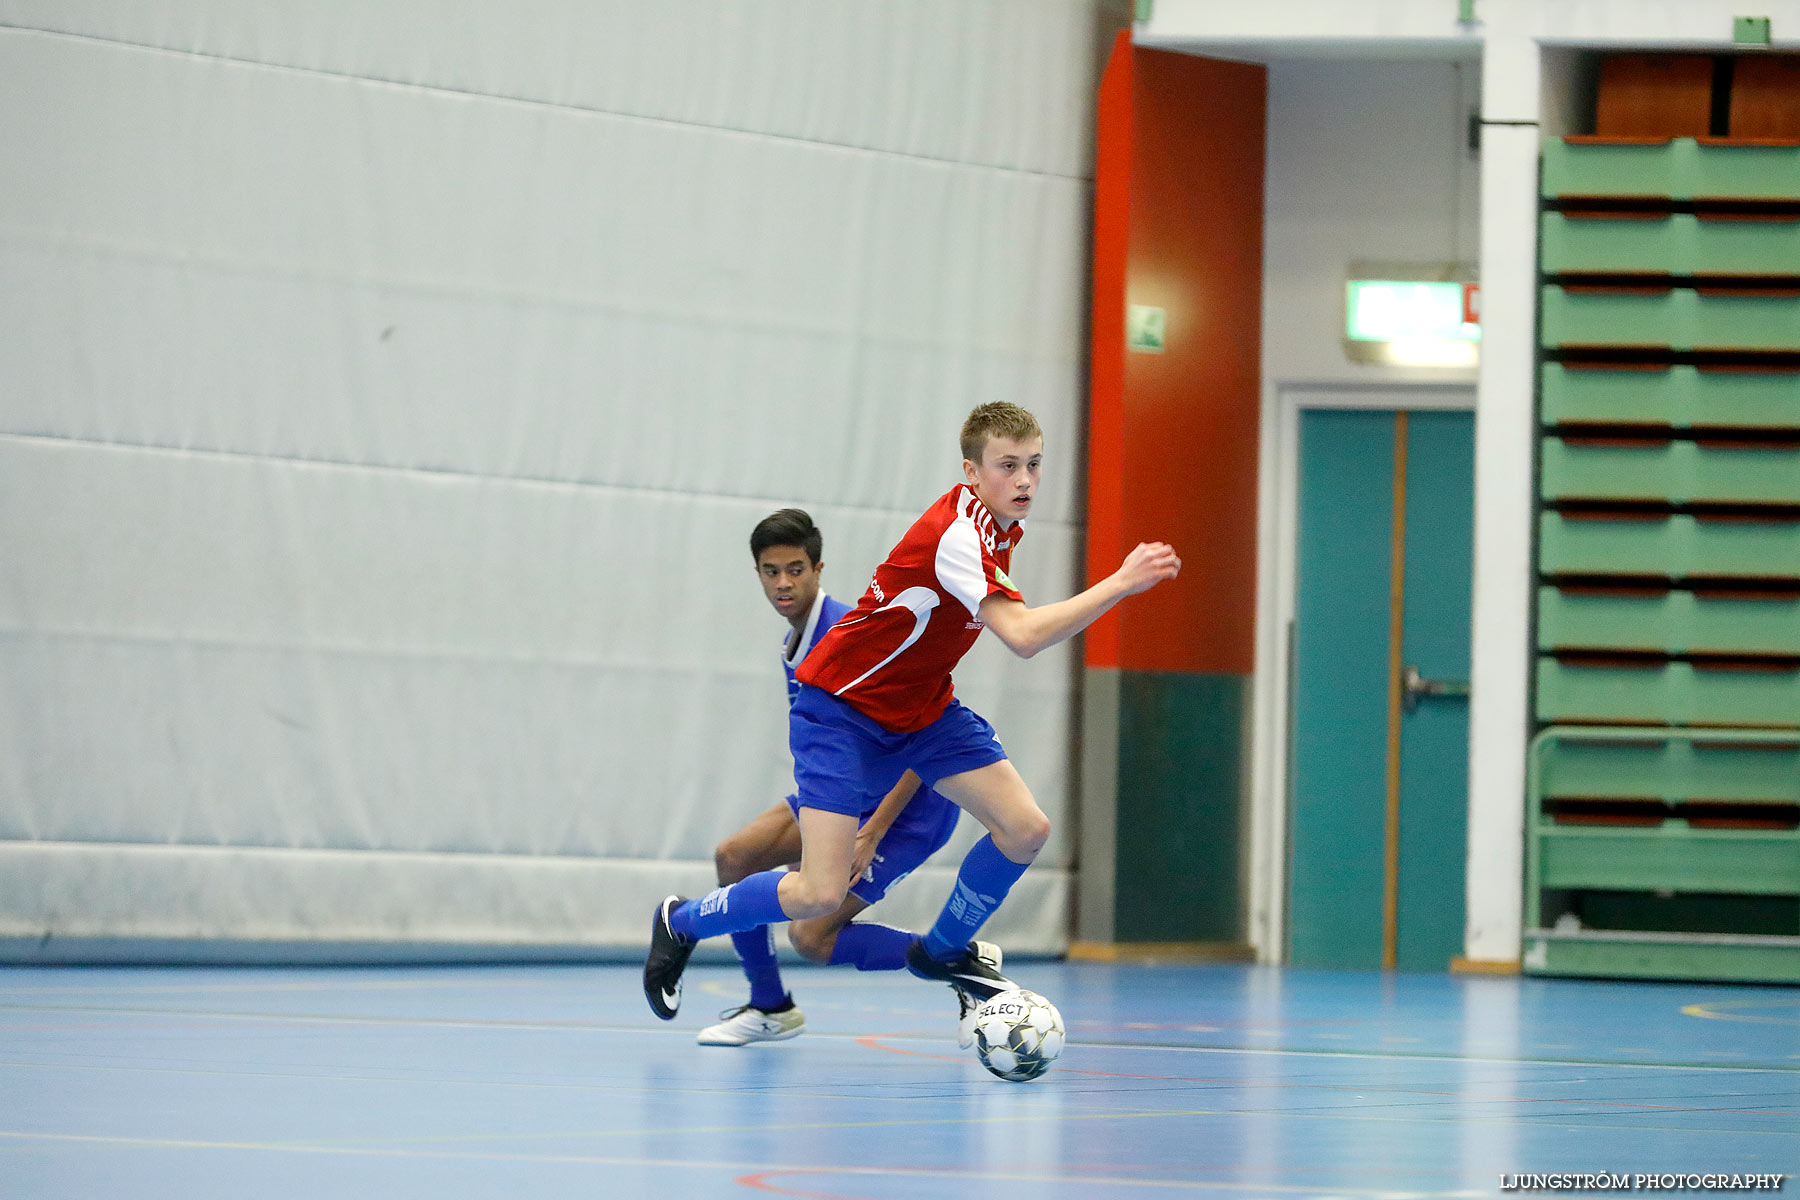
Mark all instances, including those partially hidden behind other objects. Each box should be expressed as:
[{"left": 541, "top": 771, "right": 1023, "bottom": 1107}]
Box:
[
  {"left": 697, "top": 1002, "right": 806, "bottom": 1046},
  {"left": 956, "top": 941, "right": 1006, "bottom": 1049}
]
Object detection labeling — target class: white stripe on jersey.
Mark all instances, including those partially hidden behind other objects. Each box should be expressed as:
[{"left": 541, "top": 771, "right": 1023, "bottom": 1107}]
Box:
[
  {"left": 935, "top": 516, "right": 989, "bottom": 618},
  {"left": 831, "top": 586, "right": 940, "bottom": 697},
  {"left": 958, "top": 487, "right": 1000, "bottom": 550}
]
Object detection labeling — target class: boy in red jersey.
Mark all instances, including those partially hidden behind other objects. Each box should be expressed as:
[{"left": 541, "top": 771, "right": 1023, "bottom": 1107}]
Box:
[{"left": 645, "top": 402, "right": 1180, "bottom": 1026}]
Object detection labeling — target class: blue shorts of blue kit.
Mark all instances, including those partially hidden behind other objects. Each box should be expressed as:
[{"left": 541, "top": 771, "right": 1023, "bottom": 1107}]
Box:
[
  {"left": 784, "top": 788, "right": 960, "bottom": 903},
  {"left": 789, "top": 684, "right": 1008, "bottom": 819}
]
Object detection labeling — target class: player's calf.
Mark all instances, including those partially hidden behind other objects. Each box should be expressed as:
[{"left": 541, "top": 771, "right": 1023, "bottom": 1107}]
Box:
[{"left": 787, "top": 916, "right": 841, "bottom": 963}]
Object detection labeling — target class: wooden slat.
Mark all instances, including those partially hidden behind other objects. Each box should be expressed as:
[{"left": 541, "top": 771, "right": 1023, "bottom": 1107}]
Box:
[
  {"left": 1729, "top": 56, "right": 1800, "bottom": 141},
  {"left": 1596, "top": 55, "right": 1715, "bottom": 139}
]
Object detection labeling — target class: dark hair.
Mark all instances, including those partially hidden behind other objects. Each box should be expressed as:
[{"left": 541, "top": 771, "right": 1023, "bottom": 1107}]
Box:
[{"left": 750, "top": 508, "right": 823, "bottom": 565}]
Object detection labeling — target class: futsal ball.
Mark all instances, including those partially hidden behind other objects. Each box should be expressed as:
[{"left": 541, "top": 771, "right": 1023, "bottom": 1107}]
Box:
[{"left": 971, "top": 989, "right": 1064, "bottom": 1082}]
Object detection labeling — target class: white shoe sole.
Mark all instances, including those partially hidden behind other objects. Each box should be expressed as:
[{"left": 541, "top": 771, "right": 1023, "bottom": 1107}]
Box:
[{"left": 696, "top": 1015, "right": 805, "bottom": 1046}]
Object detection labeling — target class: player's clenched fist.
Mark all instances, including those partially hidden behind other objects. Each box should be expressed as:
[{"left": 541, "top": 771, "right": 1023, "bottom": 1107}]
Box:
[{"left": 1115, "top": 541, "right": 1181, "bottom": 595}]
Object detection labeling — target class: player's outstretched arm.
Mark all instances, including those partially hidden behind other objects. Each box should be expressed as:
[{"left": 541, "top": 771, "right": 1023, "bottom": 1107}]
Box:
[
  {"left": 850, "top": 770, "right": 922, "bottom": 883},
  {"left": 978, "top": 541, "right": 1180, "bottom": 660}
]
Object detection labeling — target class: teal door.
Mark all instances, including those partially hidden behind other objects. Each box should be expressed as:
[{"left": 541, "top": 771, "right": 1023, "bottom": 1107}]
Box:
[{"left": 1288, "top": 409, "right": 1474, "bottom": 971}]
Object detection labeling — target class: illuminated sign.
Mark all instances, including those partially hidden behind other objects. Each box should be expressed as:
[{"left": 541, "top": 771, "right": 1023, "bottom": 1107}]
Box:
[
  {"left": 1344, "top": 279, "right": 1480, "bottom": 368},
  {"left": 1346, "top": 281, "right": 1481, "bottom": 343},
  {"left": 1127, "top": 304, "right": 1166, "bottom": 353}
]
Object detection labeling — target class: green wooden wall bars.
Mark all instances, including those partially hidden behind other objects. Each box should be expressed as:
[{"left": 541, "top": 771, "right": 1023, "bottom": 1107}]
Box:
[{"left": 1529, "top": 135, "right": 1800, "bottom": 983}]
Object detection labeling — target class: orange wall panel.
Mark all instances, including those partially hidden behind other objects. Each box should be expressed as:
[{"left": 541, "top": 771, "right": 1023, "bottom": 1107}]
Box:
[
  {"left": 1087, "top": 43, "right": 1265, "bottom": 676},
  {"left": 1085, "top": 30, "right": 1133, "bottom": 671}
]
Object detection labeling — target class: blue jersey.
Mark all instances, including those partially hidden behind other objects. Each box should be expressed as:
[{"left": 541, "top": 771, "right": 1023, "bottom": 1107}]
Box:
[{"left": 783, "top": 592, "right": 851, "bottom": 705}]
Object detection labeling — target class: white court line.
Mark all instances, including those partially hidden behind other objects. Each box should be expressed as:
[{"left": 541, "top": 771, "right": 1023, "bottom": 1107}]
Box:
[
  {"left": 0, "top": 977, "right": 558, "bottom": 998},
  {"left": 3, "top": 1000, "right": 1797, "bottom": 1074},
  {"left": 0, "top": 1058, "right": 1789, "bottom": 1142},
  {"left": 0, "top": 1002, "right": 718, "bottom": 1035},
  {"left": 0, "top": 1130, "right": 1492, "bottom": 1197}
]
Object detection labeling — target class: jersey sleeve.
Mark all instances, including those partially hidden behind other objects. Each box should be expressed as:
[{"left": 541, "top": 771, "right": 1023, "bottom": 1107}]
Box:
[{"left": 934, "top": 517, "right": 1024, "bottom": 617}]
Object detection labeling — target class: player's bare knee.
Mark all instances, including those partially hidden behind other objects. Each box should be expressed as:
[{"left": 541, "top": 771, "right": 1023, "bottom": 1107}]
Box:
[
  {"left": 713, "top": 838, "right": 750, "bottom": 885},
  {"left": 787, "top": 920, "right": 836, "bottom": 964},
  {"left": 782, "top": 877, "right": 847, "bottom": 921},
  {"left": 995, "top": 807, "right": 1051, "bottom": 862}
]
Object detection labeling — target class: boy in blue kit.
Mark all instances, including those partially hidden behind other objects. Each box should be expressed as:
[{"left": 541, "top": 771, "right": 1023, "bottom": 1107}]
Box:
[
  {"left": 695, "top": 508, "right": 997, "bottom": 1046},
  {"left": 647, "top": 407, "right": 1180, "bottom": 1038}
]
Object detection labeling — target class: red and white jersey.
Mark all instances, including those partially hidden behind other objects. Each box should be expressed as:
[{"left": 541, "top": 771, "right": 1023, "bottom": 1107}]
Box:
[{"left": 797, "top": 484, "right": 1025, "bottom": 732}]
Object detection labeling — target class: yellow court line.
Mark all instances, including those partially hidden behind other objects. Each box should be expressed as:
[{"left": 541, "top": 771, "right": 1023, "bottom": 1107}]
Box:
[{"left": 1683, "top": 1000, "right": 1800, "bottom": 1027}]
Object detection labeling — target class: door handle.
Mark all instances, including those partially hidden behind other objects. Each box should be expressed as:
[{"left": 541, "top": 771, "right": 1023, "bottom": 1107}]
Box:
[{"left": 1401, "top": 664, "right": 1469, "bottom": 714}]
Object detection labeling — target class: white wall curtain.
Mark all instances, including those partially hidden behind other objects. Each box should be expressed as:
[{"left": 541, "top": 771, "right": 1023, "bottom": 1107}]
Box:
[{"left": 0, "top": 1, "right": 1122, "bottom": 958}]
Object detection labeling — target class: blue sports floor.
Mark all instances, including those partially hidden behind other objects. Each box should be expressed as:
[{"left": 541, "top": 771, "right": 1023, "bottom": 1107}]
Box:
[{"left": 2, "top": 961, "right": 1794, "bottom": 1198}]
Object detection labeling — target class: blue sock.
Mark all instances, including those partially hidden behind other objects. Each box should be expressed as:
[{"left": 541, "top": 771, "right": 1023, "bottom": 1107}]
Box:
[
  {"left": 827, "top": 922, "right": 912, "bottom": 972},
  {"left": 922, "top": 835, "right": 1029, "bottom": 962},
  {"left": 670, "top": 869, "right": 789, "bottom": 942},
  {"left": 730, "top": 926, "right": 788, "bottom": 1010}
]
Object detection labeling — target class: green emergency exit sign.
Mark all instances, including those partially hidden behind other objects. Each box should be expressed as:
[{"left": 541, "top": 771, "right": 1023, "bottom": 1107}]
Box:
[
  {"left": 1126, "top": 304, "right": 1165, "bottom": 353},
  {"left": 1735, "top": 15, "right": 1772, "bottom": 44}
]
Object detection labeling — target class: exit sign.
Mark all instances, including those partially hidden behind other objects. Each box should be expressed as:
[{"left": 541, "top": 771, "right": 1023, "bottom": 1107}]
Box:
[
  {"left": 1735, "top": 15, "right": 1772, "bottom": 44},
  {"left": 1126, "top": 304, "right": 1166, "bottom": 353},
  {"left": 1346, "top": 281, "right": 1481, "bottom": 343}
]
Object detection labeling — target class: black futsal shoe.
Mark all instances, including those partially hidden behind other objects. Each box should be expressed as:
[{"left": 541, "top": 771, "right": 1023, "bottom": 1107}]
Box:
[
  {"left": 905, "top": 936, "right": 1015, "bottom": 1003},
  {"left": 956, "top": 940, "right": 1006, "bottom": 1048},
  {"left": 643, "top": 895, "right": 695, "bottom": 1020}
]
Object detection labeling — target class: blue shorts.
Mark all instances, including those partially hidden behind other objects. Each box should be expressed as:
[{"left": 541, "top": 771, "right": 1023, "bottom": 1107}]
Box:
[
  {"left": 784, "top": 788, "right": 960, "bottom": 904},
  {"left": 789, "top": 684, "right": 1008, "bottom": 818}
]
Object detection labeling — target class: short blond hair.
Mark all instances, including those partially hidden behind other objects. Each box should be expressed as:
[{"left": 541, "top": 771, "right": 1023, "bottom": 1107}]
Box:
[{"left": 960, "top": 402, "right": 1042, "bottom": 464}]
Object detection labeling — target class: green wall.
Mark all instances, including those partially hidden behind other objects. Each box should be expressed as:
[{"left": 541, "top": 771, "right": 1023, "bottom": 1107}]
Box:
[{"left": 1112, "top": 670, "right": 1247, "bottom": 941}]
